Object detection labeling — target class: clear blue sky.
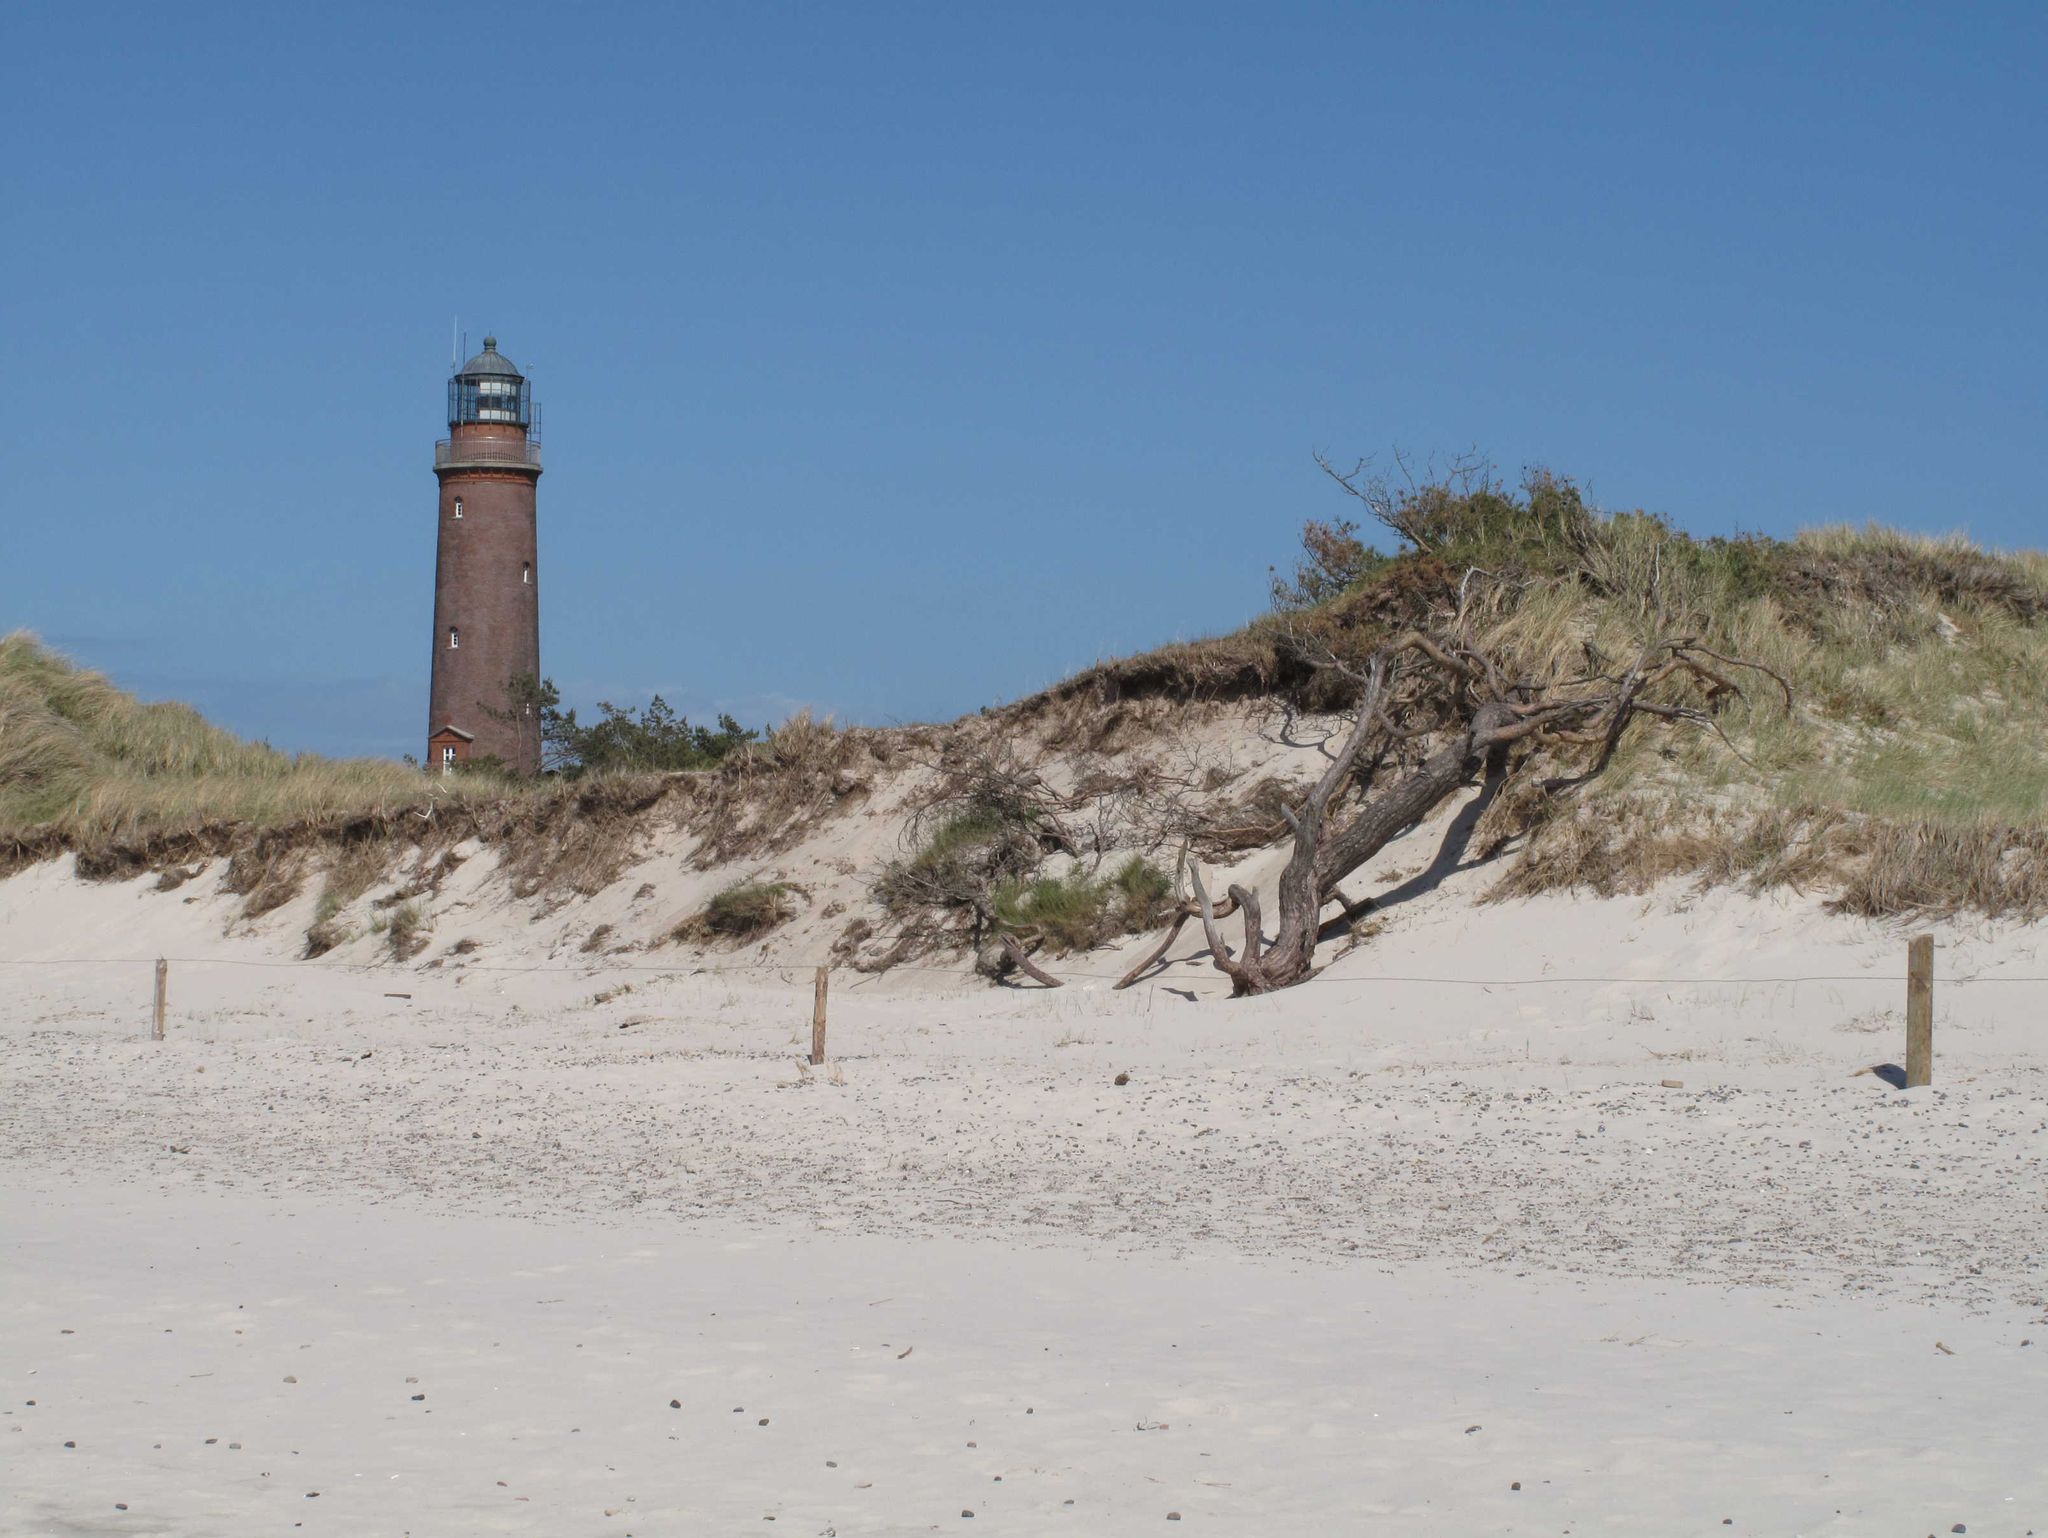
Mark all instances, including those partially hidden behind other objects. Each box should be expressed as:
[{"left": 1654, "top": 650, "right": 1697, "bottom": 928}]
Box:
[{"left": 4, "top": 3, "right": 2042, "bottom": 758}]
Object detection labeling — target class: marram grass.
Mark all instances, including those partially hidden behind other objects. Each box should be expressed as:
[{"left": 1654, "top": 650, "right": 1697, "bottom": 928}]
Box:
[{"left": 0, "top": 630, "right": 547, "bottom": 851}]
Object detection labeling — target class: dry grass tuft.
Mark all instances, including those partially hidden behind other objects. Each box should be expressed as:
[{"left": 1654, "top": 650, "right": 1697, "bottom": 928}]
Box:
[
  {"left": 686, "top": 712, "right": 873, "bottom": 867},
  {"left": 222, "top": 841, "right": 308, "bottom": 921},
  {"left": 672, "top": 880, "right": 800, "bottom": 944},
  {"left": 390, "top": 902, "right": 430, "bottom": 961},
  {"left": 1019, "top": 559, "right": 1462, "bottom": 719},
  {"left": 300, "top": 834, "right": 403, "bottom": 954},
  {"left": 491, "top": 775, "right": 671, "bottom": 898},
  {"left": 1829, "top": 820, "right": 2048, "bottom": 919},
  {"left": 705, "top": 880, "right": 796, "bottom": 936}
]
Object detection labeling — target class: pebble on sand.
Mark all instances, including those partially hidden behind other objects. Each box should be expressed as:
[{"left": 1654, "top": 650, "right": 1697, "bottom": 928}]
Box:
[{"left": 670, "top": 1399, "right": 681, "bottom": 1409}]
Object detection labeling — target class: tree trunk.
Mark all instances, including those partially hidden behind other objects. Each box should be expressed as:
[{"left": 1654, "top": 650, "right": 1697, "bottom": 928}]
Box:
[
  {"left": 1220, "top": 699, "right": 1518, "bottom": 992},
  {"left": 1310, "top": 703, "right": 1516, "bottom": 894}
]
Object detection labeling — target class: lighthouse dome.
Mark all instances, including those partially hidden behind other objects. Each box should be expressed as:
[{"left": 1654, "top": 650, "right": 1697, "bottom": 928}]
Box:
[{"left": 455, "top": 336, "right": 522, "bottom": 380}]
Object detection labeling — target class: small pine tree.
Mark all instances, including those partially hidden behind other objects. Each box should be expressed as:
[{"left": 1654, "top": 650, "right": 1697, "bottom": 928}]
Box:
[{"left": 492, "top": 673, "right": 759, "bottom": 776}]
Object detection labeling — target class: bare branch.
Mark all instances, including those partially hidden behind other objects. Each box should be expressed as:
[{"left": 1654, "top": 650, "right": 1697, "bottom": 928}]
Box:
[
  {"left": 1184, "top": 856, "right": 1260, "bottom": 994},
  {"left": 1112, "top": 892, "right": 1240, "bottom": 989},
  {"left": 1682, "top": 644, "right": 1795, "bottom": 707},
  {"left": 998, "top": 933, "right": 1065, "bottom": 989}
]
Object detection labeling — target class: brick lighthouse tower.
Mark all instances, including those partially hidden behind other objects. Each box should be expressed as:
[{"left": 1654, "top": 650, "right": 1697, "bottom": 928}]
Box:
[{"left": 427, "top": 336, "right": 542, "bottom": 775}]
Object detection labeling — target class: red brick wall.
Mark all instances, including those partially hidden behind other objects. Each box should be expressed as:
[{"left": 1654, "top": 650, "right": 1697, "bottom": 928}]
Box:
[{"left": 429, "top": 433, "right": 541, "bottom": 774}]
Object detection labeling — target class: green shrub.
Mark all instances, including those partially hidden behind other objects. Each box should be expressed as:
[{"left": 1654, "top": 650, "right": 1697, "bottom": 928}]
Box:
[
  {"left": 874, "top": 808, "right": 1044, "bottom": 918},
  {"left": 992, "top": 857, "right": 1174, "bottom": 953},
  {"left": 993, "top": 872, "right": 1108, "bottom": 951},
  {"left": 1108, "top": 854, "right": 1173, "bottom": 926}
]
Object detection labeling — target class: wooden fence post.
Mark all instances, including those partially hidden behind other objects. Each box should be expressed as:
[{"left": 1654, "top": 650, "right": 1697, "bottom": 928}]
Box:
[
  {"left": 810, "top": 966, "right": 828, "bottom": 1066},
  {"left": 152, "top": 957, "right": 168, "bottom": 1042},
  {"left": 1905, "top": 934, "right": 1933, "bottom": 1088}
]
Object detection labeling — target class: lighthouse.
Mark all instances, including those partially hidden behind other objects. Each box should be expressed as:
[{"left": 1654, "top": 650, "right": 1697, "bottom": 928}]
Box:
[{"left": 427, "top": 336, "right": 542, "bottom": 776}]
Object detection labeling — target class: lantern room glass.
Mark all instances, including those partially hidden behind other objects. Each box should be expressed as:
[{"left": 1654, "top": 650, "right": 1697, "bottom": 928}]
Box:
[{"left": 448, "top": 376, "right": 532, "bottom": 429}]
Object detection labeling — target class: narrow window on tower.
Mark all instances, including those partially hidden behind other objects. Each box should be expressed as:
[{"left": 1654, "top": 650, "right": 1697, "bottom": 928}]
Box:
[
  {"left": 453, "top": 498, "right": 464, "bottom": 519},
  {"left": 522, "top": 561, "right": 531, "bottom": 585},
  {"left": 448, "top": 627, "right": 459, "bottom": 650}
]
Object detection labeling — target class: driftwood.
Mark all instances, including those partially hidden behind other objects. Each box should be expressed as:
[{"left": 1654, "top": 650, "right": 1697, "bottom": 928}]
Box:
[
  {"left": 1141, "top": 626, "right": 1783, "bottom": 996},
  {"left": 1112, "top": 893, "right": 1240, "bottom": 989},
  {"left": 997, "top": 933, "right": 1065, "bottom": 988}
]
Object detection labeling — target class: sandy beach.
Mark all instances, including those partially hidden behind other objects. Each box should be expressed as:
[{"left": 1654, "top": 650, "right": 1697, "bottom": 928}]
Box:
[
  {"left": 7, "top": 1180, "right": 2042, "bottom": 1537},
  {"left": 5, "top": 845, "right": 2047, "bottom": 1534}
]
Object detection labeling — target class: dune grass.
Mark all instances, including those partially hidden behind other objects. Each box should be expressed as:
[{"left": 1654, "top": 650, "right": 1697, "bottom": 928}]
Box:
[
  {"left": 0, "top": 631, "right": 549, "bottom": 854},
  {"left": 1460, "top": 519, "right": 2048, "bottom": 825},
  {"left": 1165, "top": 507, "right": 2048, "bottom": 836},
  {"left": 1420, "top": 514, "right": 2048, "bottom": 911},
  {"left": 1049, "top": 495, "right": 2048, "bottom": 915}
]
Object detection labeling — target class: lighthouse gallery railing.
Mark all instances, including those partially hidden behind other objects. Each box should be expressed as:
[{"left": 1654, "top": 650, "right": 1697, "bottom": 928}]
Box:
[{"left": 434, "top": 438, "right": 543, "bottom": 471}]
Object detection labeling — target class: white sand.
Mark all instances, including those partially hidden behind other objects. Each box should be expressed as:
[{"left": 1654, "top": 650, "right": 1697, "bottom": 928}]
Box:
[
  {"left": 5, "top": 788, "right": 2048, "bottom": 1533},
  {"left": 6, "top": 1183, "right": 2042, "bottom": 1536}
]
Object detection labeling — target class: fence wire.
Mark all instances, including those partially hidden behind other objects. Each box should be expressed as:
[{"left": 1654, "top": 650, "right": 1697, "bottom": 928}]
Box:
[{"left": 2, "top": 954, "right": 2043, "bottom": 987}]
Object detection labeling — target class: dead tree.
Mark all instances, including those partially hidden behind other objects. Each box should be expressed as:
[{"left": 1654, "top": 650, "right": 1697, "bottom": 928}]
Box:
[{"left": 1155, "top": 629, "right": 1786, "bottom": 995}]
